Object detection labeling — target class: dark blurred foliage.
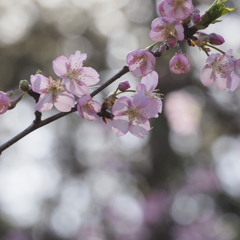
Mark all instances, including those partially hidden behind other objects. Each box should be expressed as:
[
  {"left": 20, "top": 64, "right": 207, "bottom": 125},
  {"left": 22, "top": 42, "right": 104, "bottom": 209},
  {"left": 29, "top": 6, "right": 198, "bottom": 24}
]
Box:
[{"left": 0, "top": 0, "right": 240, "bottom": 240}]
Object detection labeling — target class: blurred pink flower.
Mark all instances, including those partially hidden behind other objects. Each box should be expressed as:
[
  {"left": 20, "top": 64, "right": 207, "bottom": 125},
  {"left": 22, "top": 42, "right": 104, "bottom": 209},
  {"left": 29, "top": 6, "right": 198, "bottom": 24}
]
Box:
[
  {"left": 53, "top": 51, "right": 99, "bottom": 96},
  {"left": 126, "top": 49, "right": 156, "bottom": 77},
  {"left": 201, "top": 49, "right": 240, "bottom": 91},
  {"left": 77, "top": 94, "right": 101, "bottom": 121},
  {"left": 158, "top": 0, "right": 194, "bottom": 20},
  {"left": 149, "top": 17, "right": 184, "bottom": 43},
  {"left": 31, "top": 74, "right": 75, "bottom": 112},
  {"left": 169, "top": 53, "right": 190, "bottom": 74},
  {"left": 0, "top": 91, "right": 9, "bottom": 114},
  {"left": 112, "top": 94, "right": 159, "bottom": 138}
]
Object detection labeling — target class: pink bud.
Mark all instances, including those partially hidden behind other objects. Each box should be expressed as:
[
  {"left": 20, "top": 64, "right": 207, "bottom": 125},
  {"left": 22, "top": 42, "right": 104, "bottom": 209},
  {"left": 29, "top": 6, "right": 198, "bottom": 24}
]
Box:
[
  {"left": 0, "top": 91, "right": 10, "bottom": 114},
  {"left": 118, "top": 81, "right": 130, "bottom": 92},
  {"left": 167, "top": 36, "right": 177, "bottom": 48},
  {"left": 169, "top": 53, "right": 190, "bottom": 74},
  {"left": 209, "top": 33, "right": 225, "bottom": 45},
  {"left": 191, "top": 13, "right": 200, "bottom": 23}
]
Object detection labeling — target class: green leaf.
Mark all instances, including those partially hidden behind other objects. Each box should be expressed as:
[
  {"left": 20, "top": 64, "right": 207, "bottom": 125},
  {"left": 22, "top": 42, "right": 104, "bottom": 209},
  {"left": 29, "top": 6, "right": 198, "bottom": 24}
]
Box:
[{"left": 194, "top": 0, "right": 238, "bottom": 30}]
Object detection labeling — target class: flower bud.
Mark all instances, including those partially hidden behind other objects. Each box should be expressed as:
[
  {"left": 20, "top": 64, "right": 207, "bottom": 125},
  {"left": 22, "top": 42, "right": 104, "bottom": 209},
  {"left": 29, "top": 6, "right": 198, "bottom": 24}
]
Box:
[
  {"left": 0, "top": 91, "right": 10, "bottom": 114},
  {"left": 19, "top": 80, "right": 31, "bottom": 92},
  {"left": 167, "top": 36, "right": 177, "bottom": 48},
  {"left": 118, "top": 81, "right": 130, "bottom": 92},
  {"left": 209, "top": 33, "right": 225, "bottom": 45}
]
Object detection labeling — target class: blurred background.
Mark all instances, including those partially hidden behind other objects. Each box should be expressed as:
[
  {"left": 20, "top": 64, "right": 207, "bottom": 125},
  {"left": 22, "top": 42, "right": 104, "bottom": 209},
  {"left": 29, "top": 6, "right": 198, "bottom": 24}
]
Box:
[{"left": 0, "top": 0, "right": 240, "bottom": 239}]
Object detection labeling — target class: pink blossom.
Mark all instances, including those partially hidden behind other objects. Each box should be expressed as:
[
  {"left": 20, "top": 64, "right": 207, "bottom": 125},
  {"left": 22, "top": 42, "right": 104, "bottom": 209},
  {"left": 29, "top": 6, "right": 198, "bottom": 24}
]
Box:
[
  {"left": 30, "top": 74, "right": 75, "bottom": 112},
  {"left": 53, "top": 51, "right": 99, "bottom": 96},
  {"left": 149, "top": 17, "right": 184, "bottom": 43},
  {"left": 0, "top": 91, "right": 9, "bottom": 114},
  {"left": 201, "top": 50, "right": 240, "bottom": 91},
  {"left": 126, "top": 49, "right": 156, "bottom": 77},
  {"left": 77, "top": 95, "right": 101, "bottom": 121},
  {"left": 169, "top": 53, "right": 190, "bottom": 74},
  {"left": 136, "top": 71, "right": 162, "bottom": 115},
  {"left": 158, "top": 0, "right": 194, "bottom": 20},
  {"left": 112, "top": 94, "right": 159, "bottom": 138}
]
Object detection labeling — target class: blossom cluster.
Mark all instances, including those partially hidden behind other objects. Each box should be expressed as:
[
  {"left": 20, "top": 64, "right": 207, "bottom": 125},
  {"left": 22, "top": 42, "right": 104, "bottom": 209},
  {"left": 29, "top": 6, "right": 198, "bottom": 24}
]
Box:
[{"left": 0, "top": 0, "right": 239, "bottom": 140}]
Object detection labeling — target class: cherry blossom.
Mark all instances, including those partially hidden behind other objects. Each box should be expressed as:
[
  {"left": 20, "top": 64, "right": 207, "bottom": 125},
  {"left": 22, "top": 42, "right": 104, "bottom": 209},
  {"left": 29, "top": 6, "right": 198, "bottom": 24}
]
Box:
[
  {"left": 112, "top": 94, "right": 159, "bottom": 138},
  {"left": 158, "top": 0, "right": 194, "bottom": 21},
  {"left": 169, "top": 53, "right": 190, "bottom": 74},
  {"left": 77, "top": 95, "right": 101, "bottom": 121},
  {"left": 0, "top": 91, "right": 9, "bottom": 114},
  {"left": 149, "top": 17, "right": 184, "bottom": 43},
  {"left": 126, "top": 49, "right": 156, "bottom": 77},
  {"left": 200, "top": 50, "right": 240, "bottom": 91},
  {"left": 136, "top": 71, "right": 162, "bottom": 116},
  {"left": 53, "top": 51, "right": 100, "bottom": 96},
  {"left": 30, "top": 74, "right": 75, "bottom": 112}
]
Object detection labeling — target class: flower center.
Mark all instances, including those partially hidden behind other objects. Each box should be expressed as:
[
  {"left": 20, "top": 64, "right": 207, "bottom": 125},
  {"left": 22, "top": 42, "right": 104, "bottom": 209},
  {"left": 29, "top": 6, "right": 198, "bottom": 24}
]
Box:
[
  {"left": 46, "top": 78, "right": 65, "bottom": 98},
  {"left": 171, "top": 0, "right": 185, "bottom": 8},
  {"left": 127, "top": 106, "right": 146, "bottom": 124}
]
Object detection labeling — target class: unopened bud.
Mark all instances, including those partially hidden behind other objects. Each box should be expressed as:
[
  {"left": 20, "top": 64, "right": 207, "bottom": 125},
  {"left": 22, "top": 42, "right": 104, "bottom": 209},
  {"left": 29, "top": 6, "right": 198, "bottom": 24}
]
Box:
[
  {"left": 167, "top": 36, "right": 177, "bottom": 48},
  {"left": 118, "top": 81, "right": 130, "bottom": 92},
  {"left": 19, "top": 80, "right": 31, "bottom": 92},
  {"left": 209, "top": 33, "right": 225, "bottom": 45},
  {"left": 0, "top": 91, "right": 10, "bottom": 114},
  {"left": 191, "top": 13, "right": 200, "bottom": 23}
]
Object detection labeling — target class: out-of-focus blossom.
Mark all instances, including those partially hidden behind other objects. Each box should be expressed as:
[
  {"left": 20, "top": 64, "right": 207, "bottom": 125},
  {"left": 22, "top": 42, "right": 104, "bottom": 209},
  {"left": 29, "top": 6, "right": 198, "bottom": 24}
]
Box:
[
  {"left": 169, "top": 53, "right": 190, "bottom": 74},
  {"left": 158, "top": 0, "right": 194, "bottom": 21},
  {"left": 209, "top": 33, "right": 225, "bottom": 45},
  {"left": 77, "top": 95, "right": 101, "bottom": 121},
  {"left": 126, "top": 49, "right": 156, "bottom": 77},
  {"left": 53, "top": 51, "right": 99, "bottom": 96},
  {"left": 0, "top": 91, "right": 9, "bottom": 114},
  {"left": 112, "top": 94, "right": 159, "bottom": 138},
  {"left": 164, "top": 90, "right": 201, "bottom": 135},
  {"left": 149, "top": 17, "right": 184, "bottom": 43},
  {"left": 201, "top": 49, "right": 240, "bottom": 91},
  {"left": 31, "top": 74, "right": 75, "bottom": 112},
  {"left": 136, "top": 71, "right": 162, "bottom": 116},
  {"left": 118, "top": 81, "right": 131, "bottom": 92}
]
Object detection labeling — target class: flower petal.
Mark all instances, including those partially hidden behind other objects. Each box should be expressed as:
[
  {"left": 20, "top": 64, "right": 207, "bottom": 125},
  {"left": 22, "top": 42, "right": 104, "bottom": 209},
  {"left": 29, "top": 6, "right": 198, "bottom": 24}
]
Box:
[
  {"left": 52, "top": 56, "right": 69, "bottom": 78},
  {"left": 30, "top": 74, "right": 49, "bottom": 93}
]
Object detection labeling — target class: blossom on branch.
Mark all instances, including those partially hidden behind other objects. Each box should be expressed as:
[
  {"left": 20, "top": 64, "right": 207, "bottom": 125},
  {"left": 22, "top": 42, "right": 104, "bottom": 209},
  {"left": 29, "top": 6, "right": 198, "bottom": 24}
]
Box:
[
  {"left": 158, "top": 0, "right": 194, "bottom": 21},
  {"left": 30, "top": 74, "right": 75, "bottom": 112},
  {"left": 169, "top": 53, "right": 190, "bottom": 74},
  {"left": 0, "top": 91, "right": 9, "bottom": 114},
  {"left": 149, "top": 17, "right": 184, "bottom": 43},
  {"left": 53, "top": 51, "right": 100, "bottom": 96},
  {"left": 112, "top": 94, "right": 159, "bottom": 138},
  {"left": 77, "top": 95, "right": 101, "bottom": 121},
  {"left": 126, "top": 49, "right": 156, "bottom": 77},
  {"left": 200, "top": 50, "right": 240, "bottom": 91}
]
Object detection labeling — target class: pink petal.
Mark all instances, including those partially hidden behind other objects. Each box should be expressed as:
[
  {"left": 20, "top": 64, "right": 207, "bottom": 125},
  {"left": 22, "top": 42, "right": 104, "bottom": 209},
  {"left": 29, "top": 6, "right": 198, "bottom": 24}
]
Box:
[
  {"left": 141, "top": 71, "right": 158, "bottom": 92},
  {"left": 112, "top": 96, "right": 131, "bottom": 116},
  {"left": 30, "top": 74, "right": 49, "bottom": 93},
  {"left": 54, "top": 91, "right": 75, "bottom": 112},
  {"left": 200, "top": 66, "right": 215, "bottom": 86},
  {"left": 131, "top": 94, "right": 149, "bottom": 108},
  {"left": 52, "top": 56, "right": 69, "bottom": 78},
  {"left": 35, "top": 93, "right": 53, "bottom": 112},
  {"left": 79, "top": 67, "right": 100, "bottom": 86},
  {"left": 129, "top": 120, "right": 150, "bottom": 139},
  {"left": 62, "top": 78, "right": 90, "bottom": 96},
  {"left": 112, "top": 115, "right": 130, "bottom": 137},
  {"left": 69, "top": 51, "right": 87, "bottom": 68}
]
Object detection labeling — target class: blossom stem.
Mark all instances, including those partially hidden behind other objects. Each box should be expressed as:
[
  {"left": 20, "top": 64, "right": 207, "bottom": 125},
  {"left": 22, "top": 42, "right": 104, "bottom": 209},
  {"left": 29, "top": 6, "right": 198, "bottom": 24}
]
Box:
[{"left": 205, "top": 44, "right": 225, "bottom": 54}]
